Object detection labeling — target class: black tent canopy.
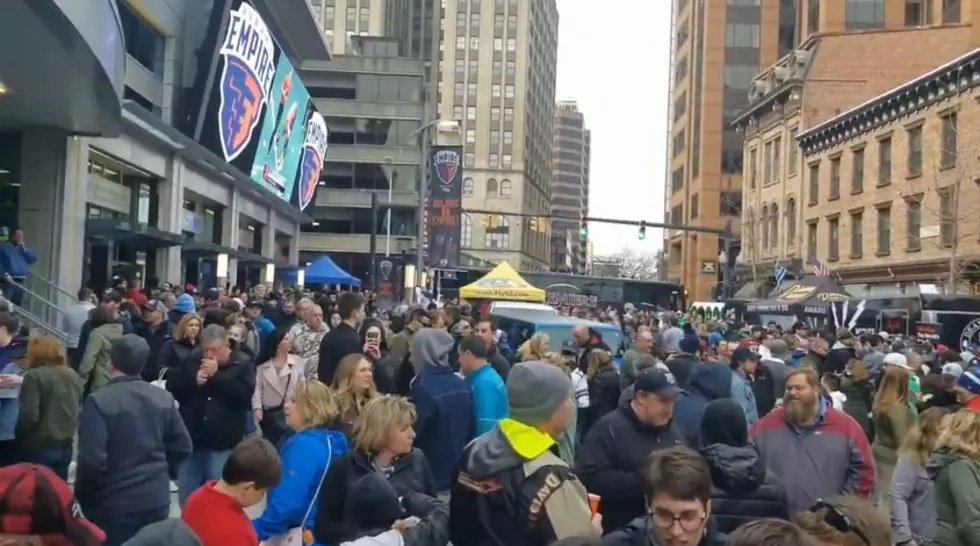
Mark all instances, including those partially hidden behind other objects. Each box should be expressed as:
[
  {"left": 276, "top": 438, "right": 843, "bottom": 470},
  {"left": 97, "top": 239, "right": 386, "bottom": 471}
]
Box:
[{"left": 747, "top": 275, "right": 853, "bottom": 317}]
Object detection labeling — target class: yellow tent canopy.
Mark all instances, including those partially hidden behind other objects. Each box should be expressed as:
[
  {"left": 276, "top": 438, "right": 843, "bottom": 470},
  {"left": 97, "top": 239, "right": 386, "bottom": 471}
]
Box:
[{"left": 459, "top": 262, "right": 546, "bottom": 302}]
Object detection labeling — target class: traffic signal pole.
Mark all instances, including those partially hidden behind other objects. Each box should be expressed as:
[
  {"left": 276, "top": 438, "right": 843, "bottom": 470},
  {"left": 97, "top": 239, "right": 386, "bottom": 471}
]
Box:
[{"left": 462, "top": 209, "right": 737, "bottom": 298}]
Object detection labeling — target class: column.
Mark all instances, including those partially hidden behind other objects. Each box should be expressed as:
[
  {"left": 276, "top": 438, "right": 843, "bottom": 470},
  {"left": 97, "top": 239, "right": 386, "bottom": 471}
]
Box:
[
  {"left": 222, "top": 190, "right": 240, "bottom": 287},
  {"left": 156, "top": 156, "right": 184, "bottom": 284},
  {"left": 18, "top": 128, "right": 88, "bottom": 308},
  {"left": 262, "top": 210, "right": 276, "bottom": 259},
  {"left": 290, "top": 220, "right": 301, "bottom": 266}
]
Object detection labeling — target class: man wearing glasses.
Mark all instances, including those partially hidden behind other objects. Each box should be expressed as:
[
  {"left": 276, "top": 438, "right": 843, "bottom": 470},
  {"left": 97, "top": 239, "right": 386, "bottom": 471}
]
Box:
[{"left": 601, "top": 446, "right": 726, "bottom": 546}]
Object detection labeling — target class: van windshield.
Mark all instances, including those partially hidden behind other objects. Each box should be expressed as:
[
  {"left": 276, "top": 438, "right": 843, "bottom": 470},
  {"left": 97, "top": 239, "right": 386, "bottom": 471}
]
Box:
[{"left": 536, "top": 324, "right": 624, "bottom": 354}]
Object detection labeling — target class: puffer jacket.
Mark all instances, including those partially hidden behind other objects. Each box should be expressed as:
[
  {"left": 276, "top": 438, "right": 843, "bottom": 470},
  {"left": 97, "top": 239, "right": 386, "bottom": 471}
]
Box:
[
  {"left": 672, "top": 364, "right": 733, "bottom": 448},
  {"left": 928, "top": 449, "right": 980, "bottom": 546},
  {"left": 700, "top": 443, "right": 788, "bottom": 534}
]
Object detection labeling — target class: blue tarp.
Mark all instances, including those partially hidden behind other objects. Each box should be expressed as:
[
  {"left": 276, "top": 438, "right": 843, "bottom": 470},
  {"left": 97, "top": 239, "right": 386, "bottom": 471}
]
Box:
[{"left": 282, "top": 256, "right": 360, "bottom": 286}]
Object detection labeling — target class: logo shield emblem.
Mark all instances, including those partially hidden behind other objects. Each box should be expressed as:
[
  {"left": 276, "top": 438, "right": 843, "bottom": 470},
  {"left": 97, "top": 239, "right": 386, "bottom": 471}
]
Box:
[
  {"left": 298, "top": 112, "right": 328, "bottom": 211},
  {"left": 432, "top": 149, "right": 461, "bottom": 190},
  {"left": 379, "top": 260, "right": 393, "bottom": 281}
]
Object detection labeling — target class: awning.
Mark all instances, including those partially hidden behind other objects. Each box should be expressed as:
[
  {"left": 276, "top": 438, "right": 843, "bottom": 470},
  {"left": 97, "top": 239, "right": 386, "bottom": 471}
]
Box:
[
  {"left": 459, "top": 262, "right": 545, "bottom": 303},
  {"left": 181, "top": 240, "right": 240, "bottom": 259},
  {"left": 236, "top": 250, "right": 274, "bottom": 265},
  {"left": 86, "top": 219, "right": 184, "bottom": 249}
]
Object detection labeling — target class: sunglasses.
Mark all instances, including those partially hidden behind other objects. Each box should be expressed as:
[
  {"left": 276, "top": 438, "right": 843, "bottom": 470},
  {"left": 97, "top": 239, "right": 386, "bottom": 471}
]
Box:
[{"left": 808, "top": 500, "right": 870, "bottom": 546}]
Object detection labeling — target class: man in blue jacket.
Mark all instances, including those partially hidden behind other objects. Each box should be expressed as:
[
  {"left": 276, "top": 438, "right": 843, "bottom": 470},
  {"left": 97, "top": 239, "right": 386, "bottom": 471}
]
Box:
[
  {"left": 458, "top": 334, "right": 507, "bottom": 436},
  {"left": 0, "top": 228, "right": 37, "bottom": 307}
]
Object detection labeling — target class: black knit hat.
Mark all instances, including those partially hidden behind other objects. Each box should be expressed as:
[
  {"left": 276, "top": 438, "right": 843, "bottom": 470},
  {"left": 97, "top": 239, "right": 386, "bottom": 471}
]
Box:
[{"left": 700, "top": 399, "right": 749, "bottom": 447}]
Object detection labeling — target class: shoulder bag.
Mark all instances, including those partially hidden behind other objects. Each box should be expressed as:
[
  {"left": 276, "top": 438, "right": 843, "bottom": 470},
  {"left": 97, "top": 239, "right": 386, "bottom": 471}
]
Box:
[{"left": 263, "top": 437, "right": 334, "bottom": 546}]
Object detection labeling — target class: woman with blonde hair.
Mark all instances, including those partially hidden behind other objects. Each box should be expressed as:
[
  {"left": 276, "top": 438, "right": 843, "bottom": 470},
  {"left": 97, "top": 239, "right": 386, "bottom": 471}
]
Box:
[
  {"left": 517, "top": 332, "right": 549, "bottom": 362},
  {"left": 313, "top": 395, "right": 436, "bottom": 546},
  {"left": 152, "top": 312, "right": 201, "bottom": 382},
  {"left": 930, "top": 410, "right": 980, "bottom": 545},
  {"left": 871, "top": 366, "right": 917, "bottom": 512},
  {"left": 16, "top": 335, "right": 83, "bottom": 480},
  {"left": 332, "top": 353, "right": 379, "bottom": 440},
  {"left": 890, "top": 407, "right": 949, "bottom": 545},
  {"left": 253, "top": 381, "right": 349, "bottom": 544}
]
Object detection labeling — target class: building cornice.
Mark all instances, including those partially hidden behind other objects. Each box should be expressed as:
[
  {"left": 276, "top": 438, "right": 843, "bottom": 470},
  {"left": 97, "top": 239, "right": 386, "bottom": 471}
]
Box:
[{"left": 798, "top": 47, "right": 980, "bottom": 156}]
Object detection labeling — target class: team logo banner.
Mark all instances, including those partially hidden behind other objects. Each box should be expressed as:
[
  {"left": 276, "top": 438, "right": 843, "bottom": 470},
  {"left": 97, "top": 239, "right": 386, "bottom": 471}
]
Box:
[
  {"left": 296, "top": 112, "right": 328, "bottom": 211},
  {"left": 374, "top": 257, "right": 404, "bottom": 311},
  {"left": 423, "top": 146, "right": 463, "bottom": 269}
]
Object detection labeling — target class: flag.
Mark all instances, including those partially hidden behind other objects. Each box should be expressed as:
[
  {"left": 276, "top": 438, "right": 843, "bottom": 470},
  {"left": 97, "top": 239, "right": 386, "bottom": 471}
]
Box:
[{"left": 807, "top": 255, "right": 831, "bottom": 277}]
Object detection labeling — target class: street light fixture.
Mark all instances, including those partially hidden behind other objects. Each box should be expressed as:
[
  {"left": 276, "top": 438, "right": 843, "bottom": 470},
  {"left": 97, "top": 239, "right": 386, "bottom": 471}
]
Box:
[{"left": 717, "top": 251, "right": 728, "bottom": 266}]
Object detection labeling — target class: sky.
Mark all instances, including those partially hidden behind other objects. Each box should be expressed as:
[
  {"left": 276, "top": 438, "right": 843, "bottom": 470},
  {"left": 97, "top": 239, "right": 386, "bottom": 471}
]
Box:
[{"left": 555, "top": 0, "right": 672, "bottom": 256}]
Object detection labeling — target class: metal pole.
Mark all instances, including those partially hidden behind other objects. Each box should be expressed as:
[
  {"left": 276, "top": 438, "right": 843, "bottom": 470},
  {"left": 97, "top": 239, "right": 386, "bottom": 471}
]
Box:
[
  {"left": 369, "top": 192, "right": 379, "bottom": 291},
  {"left": 384, "top": 157, "right": 393, "bottom": 257},
  {"left": 415, "top": 104, "right": 431, "bottom": 302},
  {"left": 721, "top": 220, "right": 733, "bottom": 299}
]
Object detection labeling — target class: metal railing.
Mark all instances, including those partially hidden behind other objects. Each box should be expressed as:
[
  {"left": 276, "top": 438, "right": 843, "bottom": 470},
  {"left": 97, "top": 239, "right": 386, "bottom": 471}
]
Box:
[
  {"left": 26, "top": 271, "right": 77, "bottom": 306},
  {"left": 8, "top": 281, "right": 69, "bottom": 333},
  {"left": 8, "top": 302, "right": 69, "bottom": 345}
]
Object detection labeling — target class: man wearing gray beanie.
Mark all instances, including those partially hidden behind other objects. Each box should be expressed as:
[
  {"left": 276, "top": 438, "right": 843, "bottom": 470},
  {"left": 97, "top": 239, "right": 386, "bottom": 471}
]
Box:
[
  {"left": 75, "top": 334, "right": 192, "bottom": 545},
  {"left": 450, "top": 361, "right": 600, "bottom": 545}
]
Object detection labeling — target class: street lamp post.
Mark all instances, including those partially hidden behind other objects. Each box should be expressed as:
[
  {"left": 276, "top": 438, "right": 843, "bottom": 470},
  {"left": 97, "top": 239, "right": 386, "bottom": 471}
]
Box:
[
  {"left": 383, "top": 156, "right": 393, "bottom": 257},
  {"left": 719, "top": 220, "right": 735, "bottom": 300}
]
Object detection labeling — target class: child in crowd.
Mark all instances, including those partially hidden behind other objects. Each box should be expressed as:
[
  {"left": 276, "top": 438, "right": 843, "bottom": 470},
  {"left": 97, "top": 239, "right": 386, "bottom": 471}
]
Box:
[{"left": 181, "top": 437, "right": 282, "bottom": 546}]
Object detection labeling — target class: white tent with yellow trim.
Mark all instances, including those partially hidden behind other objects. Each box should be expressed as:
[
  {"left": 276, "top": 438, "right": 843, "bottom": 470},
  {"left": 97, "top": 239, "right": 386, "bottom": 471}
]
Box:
[{"left": 459, "top": 262, "right": 546, "bottom": 302}]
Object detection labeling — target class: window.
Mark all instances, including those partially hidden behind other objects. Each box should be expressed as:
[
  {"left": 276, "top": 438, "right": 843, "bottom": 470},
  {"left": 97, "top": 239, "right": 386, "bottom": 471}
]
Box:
[
  {"left": 492, "top": 60, "right": 502, "bottom": 75},
  {"left": 504, "top": 108, "right": 514, "bottom": 122},
  {"left": 851, "top": 148, "right": 865, "bottom": 193},
  {"left": 470, "top": 37, "right": 479, "bottom": 49},
  {"left": 454, "top": 82, "right": 464, "bottom": 96},
  {"left": 808, "top": 0, "right": 820, "bottom": 34},
  {"left": 463, "top": 178, "right": 474, "bottom": 195},
  {"left": 786, "top": 198, "right": 797, "bottom": 243},
  {"left": 749, "top": 148, "right": 758, "bottom": 188},
  {"left": 486, "top": 216, "right": 510, "bottom": 249},
  {"left": 829, "top": 156, "right": 841, "bottom": 199},
  {"left": 724, "top": 66, "right": 757, "bottom": 90},
  {"left": 117, "top": 0, "right": 165, "bottom": 77},
  {"left": 877, "top": 205, "right": 892, "bottom": 255},
  {"left": 906, "top": 199, "right": 921, "bottom": 250},
  {"left": 690, "top": 193, "right": 699, "bottom": 219},
  {"left": 494, "top": 13, "right": 504, "bottom": 28},
  {"left": 465, "top": 152, "right": 475, "bottom": 166},
  {"left": 845, "top": 0, "right": 884, "bottom": 29},
  {"left": 878, "top": 136, "right": 892, "bottom": 185},
  {"left": 944, "top": 0, "right": 961, "bottom": 23},
  {"left": 761, "top": 205, "right": 770, "bottom": 249},
  {"left": 720, "top": 191, "right": 742, "bottom": 215},
  {"left": 807, "top": 221, "right": 818, "bottom": 258},
  {"left": 941, "top": 113, "right": 957, "bottom": 169},
  {"left": 487, "top": 178, "right": 498, "bottom": 195},
  {"left": 467, "top": 83, "right": 477, "bottom": 97},
  {"left": 763, "top": 141, "right": 773, "bottom": 184},
  {"left": 455, "top": 58, "right": 465, "bottom": 73},
  {"left": 673, "top": 92, "right": 687, "bottom": 121},
  {"left": 788, "top": 127, "right": 799, "bottom": 175},
  {"left": 490, "top": 107, "right": 500, "bottom": 121},
  {"left": 770, "top": 204, "right": 779, "bottom": 249},
  {"left": 490, "top": 131, "right": 500, "bottom": 144},
  {"left": 503, "top": 131, "right": 513, "bottom": 144},
  {"left": 940, "top": 189, "right": 955, "bottom": 246},
  {"left": 469, "top": 59, "right": 478, "bottom": 74},
  {"left": 905, "top": 0, "right": 933, "bottom": 25},
  {"left": 850, "top": 211, "right": 863, "bottom": 257},
  {"left": 457, "top": 10, "right": 467, "bottom": 26},
  {"left": 502, "top": 154, "right": 512, "bottom": 168},
  {"left": 489, "top": 153, "right": 499, "bottom": 167},
  {"left": 724, "top": 24, "right": 760, "bottom": 47},
  {"left": 673, "top": 130, "right": 686, "bottom": 157},
  {"left": 506, "top": 38, "right": 516, "bottom": 51},
  {"left": 467, "top": 106, "right": 476, "bottom": 120},
  {"left": 672, "top": 205, "right": 684, "bottom": 225},
  {"left": 808, "top": 163, "right": 820, "bottom": 204},
  {"left": 508, "top": 14, "right": 518, "bottom": 29},
  {"left": 466, "top": 129, "right": 476, "bottom": 143},
  {"left": 773, "top": 137, "right": 782, "bottom": 181},
  {"left": 456, "top": 36, "right": 466, "bottom": 49},
  {"left": 828, "top": 217, "right": 840, "bottom": 261},
  {"left": 494, "top": 37, "right": 503, "bottom": 50},
  {"left": 671, "top": 167, "right": 684, "bottom": 193},
  {"left": 359, "top": 7, "right": 370, "bottom": 31},
  {"left": 452, "top": 105, "right": 463, "bottom": 119},
  {"left": 470, "top": 11, "right": 480, "bottom": 26},
  {"left": 500, "top": 179, "right": 512, "bottom": 196},
  {"left": 505, "top": 85, "right": 515, "bottom": 98},
  {"left": 675, "top": 56, "right": 688, "bottom": 84},
  {"left": 492, "top": 84, "right": 501, "bottom": 97},
  {"left": 506, "top": 61, "right": 516, "bottom": 76},
  {"left": 907, "top": 125, "right": 923, "bottom": 176},
  {"left": 461, "top": 214, "right": 473, "bottom": 247}
]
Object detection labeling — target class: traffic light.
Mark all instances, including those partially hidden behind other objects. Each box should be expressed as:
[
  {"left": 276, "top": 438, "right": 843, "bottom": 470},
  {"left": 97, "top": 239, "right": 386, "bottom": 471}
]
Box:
[
  {"left": 638, "top": 220, "right": 647, "bottom": 240},
  {"left": 579, "top": 215, "right": 588, "bottom": 237}
]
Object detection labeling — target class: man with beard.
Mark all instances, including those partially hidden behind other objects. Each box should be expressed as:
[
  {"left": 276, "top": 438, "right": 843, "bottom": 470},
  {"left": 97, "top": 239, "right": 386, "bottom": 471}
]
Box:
[{"left": 748, "top": 368, "right": 873, "bottom": 516}]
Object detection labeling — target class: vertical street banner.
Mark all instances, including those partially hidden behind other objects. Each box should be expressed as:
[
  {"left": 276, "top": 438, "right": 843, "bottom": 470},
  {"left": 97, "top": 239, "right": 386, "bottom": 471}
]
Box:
[
  {"left": 374, "top": 256, "right": 404, "bottom": 311},
  {"left": 423, "top": 145, "right": 463, "bottom": 269}
]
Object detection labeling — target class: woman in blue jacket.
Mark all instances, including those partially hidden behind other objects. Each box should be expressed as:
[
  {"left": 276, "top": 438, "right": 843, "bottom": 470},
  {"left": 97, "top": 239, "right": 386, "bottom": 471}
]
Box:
[{"left": 253, "top": 381, "right": 348, "bottom": 545}]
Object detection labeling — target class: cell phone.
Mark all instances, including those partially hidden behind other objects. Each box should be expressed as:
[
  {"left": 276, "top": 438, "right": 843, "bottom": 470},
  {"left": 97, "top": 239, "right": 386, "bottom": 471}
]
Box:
[{"left": 367, "top": 331, "right": 381, "bottom": 342}]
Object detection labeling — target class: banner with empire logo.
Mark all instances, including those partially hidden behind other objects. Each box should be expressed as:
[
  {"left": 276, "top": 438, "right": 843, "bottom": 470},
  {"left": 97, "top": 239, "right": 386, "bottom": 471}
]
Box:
[
  {"left": 194, "top": 0, "right": 325, "bottom": 212},
  {"left": 423, "top": 145, "right": 463, "bottom": 269}
]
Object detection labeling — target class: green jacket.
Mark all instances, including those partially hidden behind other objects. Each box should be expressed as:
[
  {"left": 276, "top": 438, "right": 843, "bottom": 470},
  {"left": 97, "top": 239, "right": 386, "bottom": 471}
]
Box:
[
  {"left": 871, "top": 403, "right": 915, "bottom": 466},
  {"left": 16, "top": 362, "right": 82, "bottom": 450},
  {"left": 929, "top": 450, "right": 980, "bottom": 546},
  {"left": 78, "top": 322, "right": 124, "bottom": 393}
]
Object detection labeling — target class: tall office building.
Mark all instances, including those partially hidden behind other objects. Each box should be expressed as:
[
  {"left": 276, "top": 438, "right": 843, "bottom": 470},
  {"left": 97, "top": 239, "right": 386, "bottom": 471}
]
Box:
[
  {"left": 439, "top": 0, "right": 559, "bottom": 271},
  {"left": 550, "top": 100, "right": 590, "bottom": 273},
  {"left": 308, "top": 0, "right": 387, "bottom": 54}
]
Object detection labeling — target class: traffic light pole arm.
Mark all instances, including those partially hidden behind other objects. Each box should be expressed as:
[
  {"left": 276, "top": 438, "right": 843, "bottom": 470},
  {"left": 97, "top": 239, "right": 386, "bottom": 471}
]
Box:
[{"left": 461, "top": 209, "right": 734, "bottom": 237}]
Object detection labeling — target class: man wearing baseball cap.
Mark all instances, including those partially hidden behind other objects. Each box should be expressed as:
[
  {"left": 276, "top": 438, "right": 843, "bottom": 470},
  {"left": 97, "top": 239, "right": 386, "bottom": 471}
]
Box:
[
  {"left": 955, "top": 370, "right": 980, "bottom": 412},
  {"left": 576, "top": 369, "right": 685, "bottom": 532},
  {"left": 0, "top": 463, "right": 106, "bottom": 545}
]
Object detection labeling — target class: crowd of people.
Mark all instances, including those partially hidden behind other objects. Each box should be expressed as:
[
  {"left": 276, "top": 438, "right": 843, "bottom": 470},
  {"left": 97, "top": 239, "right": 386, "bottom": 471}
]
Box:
[{"left": 1, "top": 282, "right": 980, "bottom": 546}]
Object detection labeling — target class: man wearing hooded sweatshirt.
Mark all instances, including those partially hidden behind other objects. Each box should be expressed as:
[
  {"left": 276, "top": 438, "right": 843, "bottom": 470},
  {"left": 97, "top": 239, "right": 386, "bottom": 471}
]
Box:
[{"left": 410, "top": 328, "right": 473, "bottom": 493}]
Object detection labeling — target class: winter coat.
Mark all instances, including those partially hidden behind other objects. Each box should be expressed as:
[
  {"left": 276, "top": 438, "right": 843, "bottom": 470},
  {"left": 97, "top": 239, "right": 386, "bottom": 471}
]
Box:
[
  {"left": 150, "top": 337, "right": 196, "bottom": 384},
  {"left": 15, "top": 362, "right": 82, "bottom": 450},
  {"left": 78, "top": 322, "right": 124, "bottom": 393},
  {"left": 664, "top": 352, "right": 699, "bottom": 389},
  {"left": 600, "top": 517, "right": 726, "bottom": 546},
  {"left": 585, "top": 364, "right": 622, "bottom": 432},
  {"left": 338, "top": 494, "right": 449, "bottom": 546},
  {"left": 928, "top": 449, "right": 980, "bottom": 546},
  {"left": 871, "top": 403, "right": 915, "bottom": 467},
  {"left": 840, "top": 377, "right": 873, "bottom": 439},
  {"left": 253, "top": 427, "right": 348, "bottom": 544},
  {"left": 700, "top": 443, "right": 788, "bottom": 534},
  {"left": 672, "top": 363, "right": 733, "bottom": 448}
]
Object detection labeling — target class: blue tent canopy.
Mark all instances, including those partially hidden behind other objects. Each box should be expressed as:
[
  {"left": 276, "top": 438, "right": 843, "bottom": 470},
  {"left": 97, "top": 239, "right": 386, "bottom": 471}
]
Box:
[{"left": 282, "top": 256, "right": 360, "bottom": 286}]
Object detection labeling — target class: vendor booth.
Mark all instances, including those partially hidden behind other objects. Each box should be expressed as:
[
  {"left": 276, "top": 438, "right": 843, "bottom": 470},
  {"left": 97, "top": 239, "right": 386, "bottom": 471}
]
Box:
[
  {"left": 282, "top": 256, "right": 361, "bottom": 286},
  {"left": 746, "top": 275, "right": 863, "bottom": 329},
  {"left": 459, "top": 262, "right": 546, "bottom": 302},
  {"left": 689, "top": 302, "right": 726, "bottom": 320}
]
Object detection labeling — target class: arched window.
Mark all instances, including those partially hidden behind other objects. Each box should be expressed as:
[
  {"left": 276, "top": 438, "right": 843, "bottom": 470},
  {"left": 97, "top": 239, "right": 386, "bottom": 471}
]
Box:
[
  {"left": 461, "top": 214, "right": 473, "bottom": 248},
  {"left": 463, "top": 178, "right": 474, "bottom": 195},
  {"left": 786, "top": 198, "right": 797, "bottom": 244},
  {"left": 500, "top": 179, "right": 512, "bottom": 196},
  {"left": 761, "top": 205, "right": 770, "bottom": 250},
  {"left": 485, "top": 215, "right": 510, "bottom": 249},
  {"left": 770, "top": 203, "right": 779, "bottom": 249},
  {"left": 487, "top": 178, "right": 498, "bottom": 195}
]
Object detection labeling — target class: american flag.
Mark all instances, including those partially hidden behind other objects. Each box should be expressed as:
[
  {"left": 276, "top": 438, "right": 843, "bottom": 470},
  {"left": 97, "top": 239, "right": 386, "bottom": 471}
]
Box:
[{"left": 807, "top": 255, "right": 831, "bottom": 277}]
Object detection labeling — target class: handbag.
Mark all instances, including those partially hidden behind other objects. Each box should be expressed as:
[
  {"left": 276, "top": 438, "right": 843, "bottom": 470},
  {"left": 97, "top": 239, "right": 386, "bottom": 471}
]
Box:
[
  {"left": 263, "top": 437, "right": 334, "bottom": 546},
  {"left": 260, "top": 374, "right": 292, "bottom": 446},
  {"left": 150, "top": 368, "right": 178, "bottom": 409}
]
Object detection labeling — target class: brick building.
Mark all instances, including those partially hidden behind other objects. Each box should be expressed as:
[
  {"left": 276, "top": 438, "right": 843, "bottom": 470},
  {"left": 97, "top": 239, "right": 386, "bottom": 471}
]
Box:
[
  {"left": 795, "top": 47, "right": 980, "bottom": 291},
  {"left": 732, "top": 24, "right": 980, "bottom": 296}
]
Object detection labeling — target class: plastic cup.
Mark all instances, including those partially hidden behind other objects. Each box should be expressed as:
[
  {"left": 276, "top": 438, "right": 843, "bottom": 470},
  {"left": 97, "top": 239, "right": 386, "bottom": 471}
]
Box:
[{"left": 588, "top": 493, "right": 601, "bottom": 515}]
